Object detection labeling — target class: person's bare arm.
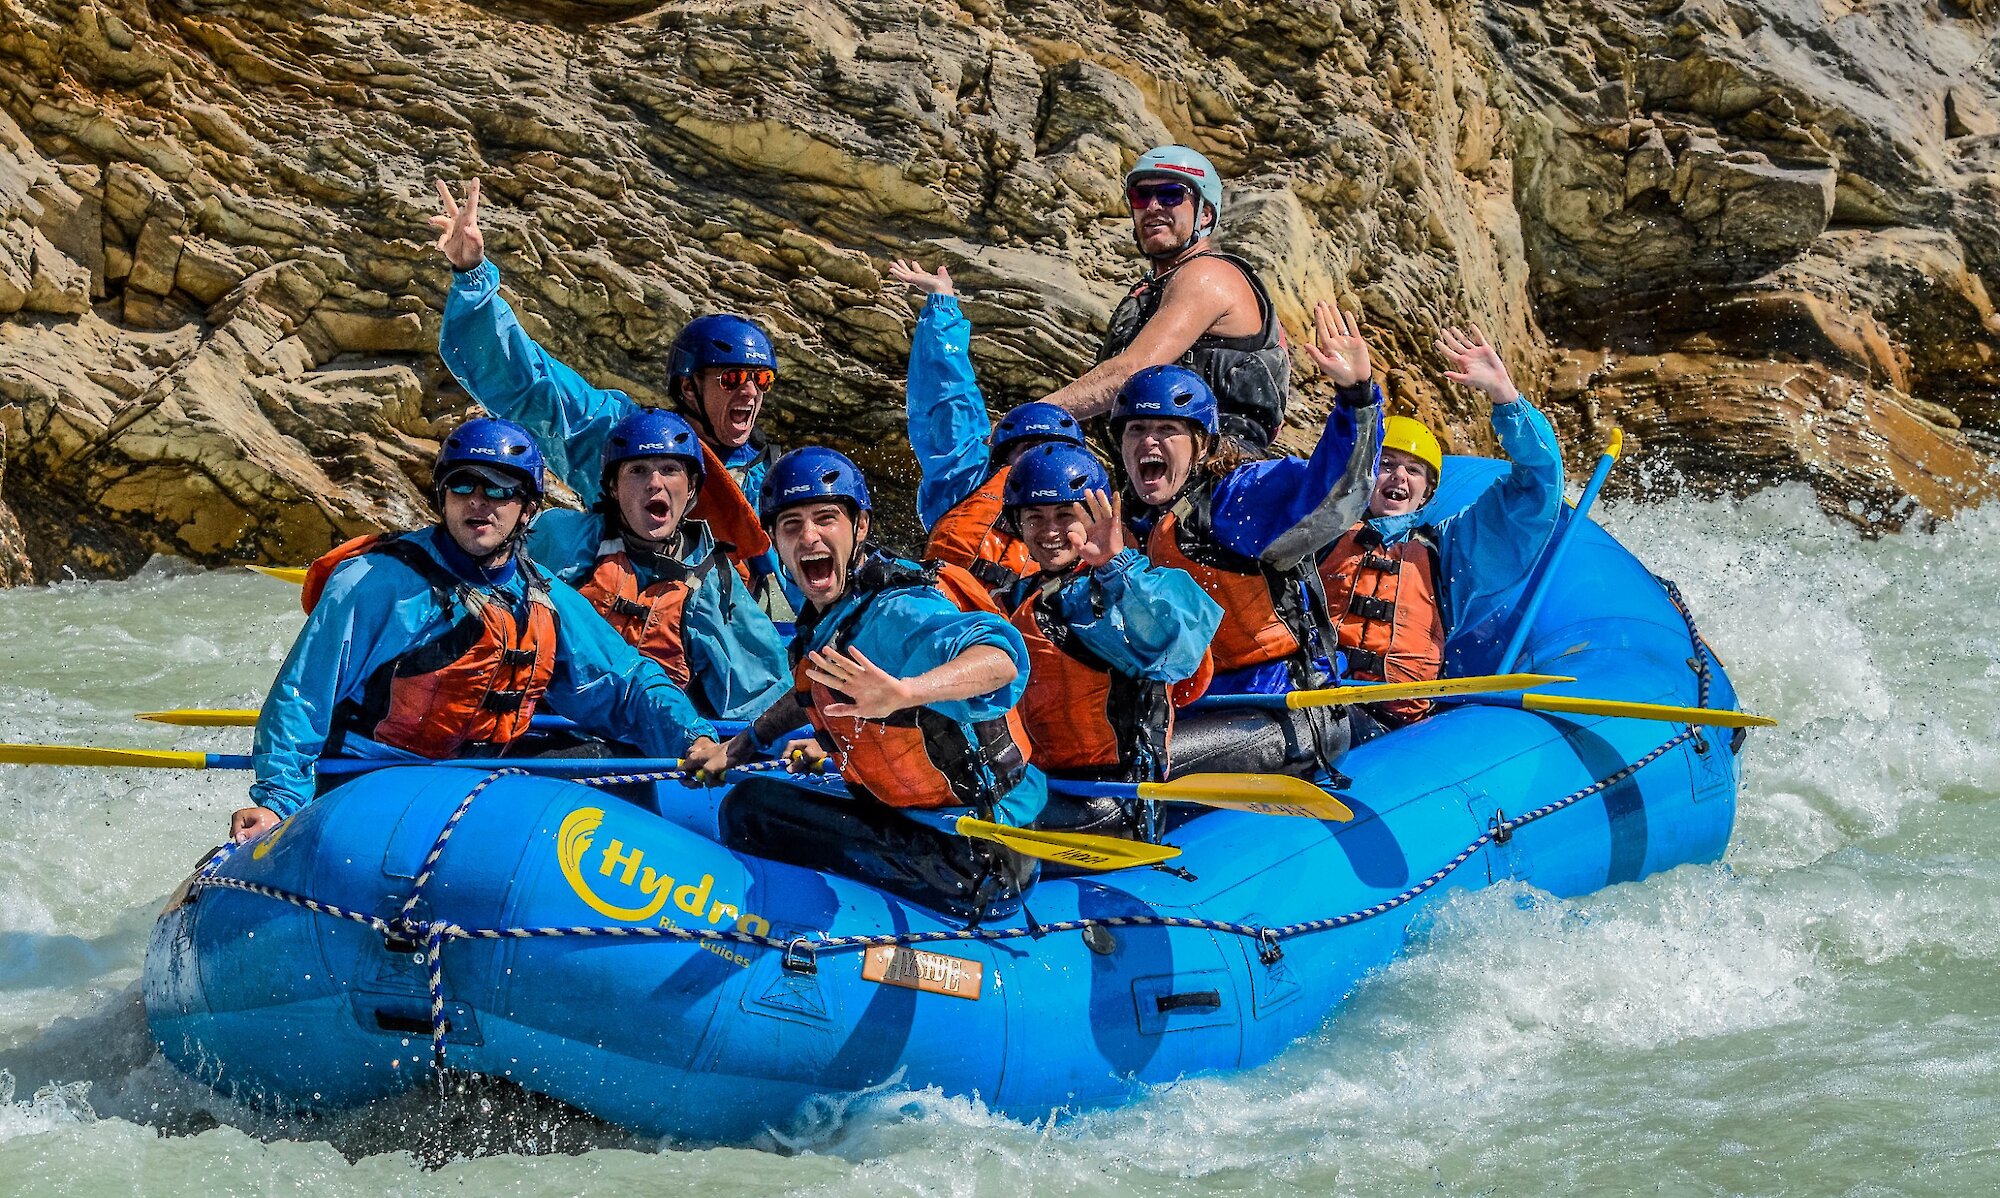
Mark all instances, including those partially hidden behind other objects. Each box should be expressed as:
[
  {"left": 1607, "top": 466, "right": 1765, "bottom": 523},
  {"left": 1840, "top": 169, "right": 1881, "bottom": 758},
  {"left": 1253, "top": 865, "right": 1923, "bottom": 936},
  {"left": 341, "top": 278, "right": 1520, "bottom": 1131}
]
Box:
[
  {"left": 1042, "top": 257, "right": 1259, "bottom": 419},
  {"left": 804, "top": 645, "right": 1018, "bottom": 720}
]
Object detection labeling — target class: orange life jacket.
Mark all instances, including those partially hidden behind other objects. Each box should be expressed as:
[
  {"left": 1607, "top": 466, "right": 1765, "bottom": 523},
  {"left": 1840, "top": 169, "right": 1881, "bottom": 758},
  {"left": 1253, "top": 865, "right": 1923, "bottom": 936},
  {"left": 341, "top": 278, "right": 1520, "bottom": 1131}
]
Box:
[
  {"left": 925, "top": 466, "right": 1035, "bottom": 591},
  {"left": 687, "top": 439, "right": 773, "bottom": 583},
  {"left": 792, "top": 554, "right": 1032, "bottom": 811},
  {"left": 1007, "top": 573, "right": 1173, "bottom": 780},
  {"left": 1129, "top": 486, "right": 1318, "bottom": 675},
  {"left": 1319, "top": 524, "right": 1445, "bottom": 724},
  {"left": 315, "top": 533, "right": 561, "bottom": 758},
  {"left": 573, "top": 533, "right": 729, "bottom": 689}
]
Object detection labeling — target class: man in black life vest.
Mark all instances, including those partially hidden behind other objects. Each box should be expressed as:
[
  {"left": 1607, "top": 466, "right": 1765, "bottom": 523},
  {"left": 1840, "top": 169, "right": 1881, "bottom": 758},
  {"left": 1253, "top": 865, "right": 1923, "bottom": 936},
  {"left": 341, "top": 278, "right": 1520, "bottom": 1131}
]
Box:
[{"left": 1038, "top": 144, "right": 1291, "bottom": 450}]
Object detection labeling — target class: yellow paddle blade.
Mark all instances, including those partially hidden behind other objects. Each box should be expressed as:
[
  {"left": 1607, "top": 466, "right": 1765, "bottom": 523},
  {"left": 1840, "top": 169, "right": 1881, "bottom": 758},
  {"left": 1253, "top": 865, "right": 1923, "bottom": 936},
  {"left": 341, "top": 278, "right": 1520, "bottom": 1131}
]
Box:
[
  {"left": 955, "top": 817, "right": 1181, "bottom": 871},
  {"left": 1286, "top": 673, "right": 1576, "bottom": 710},
  {"left": 247, "top": 565, "right": 306, "bottom": 584},
  {"left": 0, "top": 743, "right": 218, "bottom": 769},
  {"left": 1603, "top": 427, "right": 1624, "bottom": 461},
  {"left": 1520, "top": 694, "right": 1777, "bottom": 728},
  {"left": 1138, "top": 773, "right": 1354, "bottom": 821},
  {"left": 137, "top": 709, "right": 258, "bottom": 727}
]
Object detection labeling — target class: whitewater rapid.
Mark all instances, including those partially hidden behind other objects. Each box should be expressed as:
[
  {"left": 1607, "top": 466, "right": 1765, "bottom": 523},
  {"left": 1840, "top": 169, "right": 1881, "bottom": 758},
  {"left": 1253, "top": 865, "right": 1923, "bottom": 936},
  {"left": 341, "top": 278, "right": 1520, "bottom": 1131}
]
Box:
[{"left": 3, "top": 485, "right": 1995, "bottom": 1194}]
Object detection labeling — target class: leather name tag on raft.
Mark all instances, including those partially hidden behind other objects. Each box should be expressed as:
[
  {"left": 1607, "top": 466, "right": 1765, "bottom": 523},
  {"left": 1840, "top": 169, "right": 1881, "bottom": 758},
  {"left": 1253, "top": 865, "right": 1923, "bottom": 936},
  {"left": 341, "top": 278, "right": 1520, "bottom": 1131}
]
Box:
[{"left": 861, "top": 945, "right": 984, "bottom": 1001}]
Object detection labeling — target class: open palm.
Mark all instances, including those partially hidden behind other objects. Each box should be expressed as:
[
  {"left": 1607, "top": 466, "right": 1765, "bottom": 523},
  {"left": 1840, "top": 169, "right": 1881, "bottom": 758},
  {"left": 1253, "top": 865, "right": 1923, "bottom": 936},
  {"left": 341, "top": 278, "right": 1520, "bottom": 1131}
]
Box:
[{"left": 1306, "top": 300, "right": 1370, "bottom": 387}]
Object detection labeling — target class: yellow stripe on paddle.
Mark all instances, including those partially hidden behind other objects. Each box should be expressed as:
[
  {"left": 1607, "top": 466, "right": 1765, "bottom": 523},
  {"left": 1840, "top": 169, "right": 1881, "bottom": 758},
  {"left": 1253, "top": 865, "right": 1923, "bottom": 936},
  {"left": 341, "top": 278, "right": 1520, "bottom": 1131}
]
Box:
[
  {"left": 955, "top": 817, "right": 1182, "bottom": 871},
  {"left": 1518, "top": 693, "right": 1777, "bottom": 728},
  {"left": 137, "top": 709, "right": 259, "bottom": 727},
  {"left": 1284, "top": 672, "right": 1576, "bottom": 710},
  {"left": 1138, "top": 773, "right": 1354, "bottom": 821},
  {"left": 0, "top": 743, "right": 229, "bottom": 769},
  {"left": 247, "top": 565, "right": 306, "bottom": 584}
]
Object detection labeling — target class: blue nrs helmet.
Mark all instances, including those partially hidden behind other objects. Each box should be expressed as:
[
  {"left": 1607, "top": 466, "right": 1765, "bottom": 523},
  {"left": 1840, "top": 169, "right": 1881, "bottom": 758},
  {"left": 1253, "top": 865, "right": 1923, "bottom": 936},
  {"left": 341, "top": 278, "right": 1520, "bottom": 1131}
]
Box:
[
  {"left": 991, "top": 402, "right": 1085, "bottom": 459},
  {"left": 1111, "top": 365, "right": 1219, "bottom": 436},
  {"left": 667, "top": 314, "right": 776, "bottom": 385},
  {"left": 759, "top": 446, "right": 872, "bottom": 526},
  {"left": 1126, "top": 144, "right": 1223, "bottom": 237},
  {"left": 435, "top": 417, "right": 546, "bottom": 498},
  {"left": 603, "top": 408, "right": 704, "bottom": 486},
  {"left": 1002, "top": 442, "right": 1111, "bottom": 510}
]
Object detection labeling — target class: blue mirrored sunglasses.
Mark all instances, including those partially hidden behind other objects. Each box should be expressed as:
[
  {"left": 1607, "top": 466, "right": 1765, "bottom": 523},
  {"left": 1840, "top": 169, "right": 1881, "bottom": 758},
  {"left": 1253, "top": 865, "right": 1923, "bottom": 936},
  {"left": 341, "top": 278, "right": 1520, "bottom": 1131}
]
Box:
[{"left": 444, "top": 479, "right": 526, "bottom": 502}]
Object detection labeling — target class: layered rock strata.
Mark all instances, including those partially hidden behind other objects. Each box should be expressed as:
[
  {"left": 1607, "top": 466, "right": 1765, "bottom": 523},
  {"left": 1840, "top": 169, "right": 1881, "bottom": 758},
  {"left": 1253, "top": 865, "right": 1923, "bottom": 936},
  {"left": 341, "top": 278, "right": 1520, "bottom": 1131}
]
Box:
[{"left": 0, "top": 0, "right": 1994, "bottom": 581}]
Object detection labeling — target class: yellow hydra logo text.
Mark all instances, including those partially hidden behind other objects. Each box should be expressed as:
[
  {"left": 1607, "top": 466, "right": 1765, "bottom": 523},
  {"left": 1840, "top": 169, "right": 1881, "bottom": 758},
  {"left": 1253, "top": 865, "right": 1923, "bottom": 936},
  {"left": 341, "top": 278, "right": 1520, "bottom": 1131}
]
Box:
[{"left": 558, "top": 807, "right": 772, "bottom": 939}]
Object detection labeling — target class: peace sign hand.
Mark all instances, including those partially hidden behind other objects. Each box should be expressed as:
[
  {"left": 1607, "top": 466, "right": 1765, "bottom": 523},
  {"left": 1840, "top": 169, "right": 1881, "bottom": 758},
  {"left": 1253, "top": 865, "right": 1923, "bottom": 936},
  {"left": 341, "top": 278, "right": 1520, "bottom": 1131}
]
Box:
[
  {"left": 805, "top": 646, "right": 915, "bottom": 720},
  {"left": 1306, "top": 299, "right": 1371, "bottom": 388},
  {"left": 428, "top": 178, "right": 485, "bottom": 271}
]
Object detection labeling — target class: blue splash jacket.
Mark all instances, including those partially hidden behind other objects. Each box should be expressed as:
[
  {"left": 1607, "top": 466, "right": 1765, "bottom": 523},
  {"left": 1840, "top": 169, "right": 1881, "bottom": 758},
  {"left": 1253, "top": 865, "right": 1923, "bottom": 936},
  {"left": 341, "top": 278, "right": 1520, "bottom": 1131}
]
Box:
[{"left": 250, "top": 526, "right": 716, "bottom": 819}]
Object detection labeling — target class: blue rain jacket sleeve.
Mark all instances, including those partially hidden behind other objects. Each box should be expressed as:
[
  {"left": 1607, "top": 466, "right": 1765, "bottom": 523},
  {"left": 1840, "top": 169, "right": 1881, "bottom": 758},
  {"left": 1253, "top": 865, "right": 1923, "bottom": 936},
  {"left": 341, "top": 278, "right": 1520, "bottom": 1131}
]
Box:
[
  {"left": 539, "top": 580, "right": 718, "bottom": 755},
  {"left": 250, "top": 528, "right": 715, "bottom": 820},
  {"left": 1053, "top": 549, "right": 1220, "bottom": 682},
  {"left": 679, "top": 548, "right": 794, "bottom": 721},
  {"left": 905, "top": 294, "right": 994, "bottom": 532},
  {"left": 523, "top": 506, "right": 603, "bottom": 583},
  {"left": 526, "top": 510, "right": 790, "bottom": 721},
  {"left": 1208, "top": 384, "right": 1385, "bottom": 568},
  {"left": 440, "top": 260, "right": 637, "bottom": 506},
  {"left": 803, "top": 569, "right": 1047, "bottom": 825},
  {"left": 1429, "top": 397, "right": 1566, "bottom": 639},
  {"left": 249, "top": 552, "right": 430, "bottom": 819}
]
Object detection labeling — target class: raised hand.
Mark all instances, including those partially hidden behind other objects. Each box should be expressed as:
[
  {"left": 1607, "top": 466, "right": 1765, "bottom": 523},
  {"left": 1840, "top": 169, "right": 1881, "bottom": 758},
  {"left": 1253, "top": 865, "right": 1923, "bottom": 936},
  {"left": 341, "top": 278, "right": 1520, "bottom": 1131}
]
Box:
[
  {"left": 805, "top": 646, "right": 914, "bottom": 720},
  {"left": 887, "top": 258, "right": 955, "bottom": 297},
  {"left": 1436, "top": 324, "right": 1518, "bottom": 405},
  {"left": 1307, "top": 299, "right": 1371, "bottom": 387},
  {"left": 1074, "top": 488, "right": 1123, "bottom": 570},
  {"left": 428, "top": 178, "right": 485, "bottom": 271}
]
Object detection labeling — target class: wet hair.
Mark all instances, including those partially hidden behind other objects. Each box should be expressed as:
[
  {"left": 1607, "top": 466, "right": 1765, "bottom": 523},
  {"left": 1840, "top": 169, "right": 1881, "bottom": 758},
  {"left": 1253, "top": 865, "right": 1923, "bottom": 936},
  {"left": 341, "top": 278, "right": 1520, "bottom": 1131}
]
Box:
[{"left": 1198, "top": 432, "right": 1264, "bottom": 481}]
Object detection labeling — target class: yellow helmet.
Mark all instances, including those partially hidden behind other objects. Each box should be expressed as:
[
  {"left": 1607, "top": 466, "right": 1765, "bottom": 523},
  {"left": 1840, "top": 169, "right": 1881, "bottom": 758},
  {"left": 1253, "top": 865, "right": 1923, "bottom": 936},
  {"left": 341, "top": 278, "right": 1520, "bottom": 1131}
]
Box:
[{"left": 1381, "top": 416, "right": 1442, "bottom": 476}]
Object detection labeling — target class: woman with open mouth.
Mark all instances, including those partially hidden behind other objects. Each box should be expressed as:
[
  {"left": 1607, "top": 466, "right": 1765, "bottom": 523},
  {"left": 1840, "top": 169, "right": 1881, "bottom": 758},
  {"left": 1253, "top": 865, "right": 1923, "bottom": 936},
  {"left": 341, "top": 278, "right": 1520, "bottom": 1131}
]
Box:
[
  {"left": 1110, "top": 300, "right": 1385, "bottom": 777},
  {"left": 991, "top": 441, "right": 1221, "bottom": 840},
  {"left": 1316, "top": 323, "right": 1566, "bottom": 727}
]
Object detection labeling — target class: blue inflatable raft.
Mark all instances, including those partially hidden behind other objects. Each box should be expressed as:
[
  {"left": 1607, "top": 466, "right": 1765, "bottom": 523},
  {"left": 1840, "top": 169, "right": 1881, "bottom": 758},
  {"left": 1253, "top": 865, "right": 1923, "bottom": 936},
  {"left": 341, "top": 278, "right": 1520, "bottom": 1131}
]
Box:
[{"left": 143, "top": 459, "right": 1744, "bottom": 1142}]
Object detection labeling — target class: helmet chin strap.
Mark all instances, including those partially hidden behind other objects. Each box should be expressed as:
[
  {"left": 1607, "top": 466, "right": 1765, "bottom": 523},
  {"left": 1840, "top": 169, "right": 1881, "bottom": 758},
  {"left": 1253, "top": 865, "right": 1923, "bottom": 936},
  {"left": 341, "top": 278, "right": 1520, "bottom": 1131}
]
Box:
[
  {"left": 1136, "top": 203, "right": 1217, "bottom": 264},
  {"left": 675, "top": 376, "right": 726, "bottom": 445}
]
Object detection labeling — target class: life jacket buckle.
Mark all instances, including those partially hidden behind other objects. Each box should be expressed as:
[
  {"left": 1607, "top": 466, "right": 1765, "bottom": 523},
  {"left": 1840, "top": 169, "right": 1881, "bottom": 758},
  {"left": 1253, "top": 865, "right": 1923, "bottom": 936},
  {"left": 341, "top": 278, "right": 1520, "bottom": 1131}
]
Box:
[
  {"left": 1347, "top": 594, "right": 1396, "bottom": 622},
  {"left": 482, "top": 689, "right": 527, "bottom": 714}
]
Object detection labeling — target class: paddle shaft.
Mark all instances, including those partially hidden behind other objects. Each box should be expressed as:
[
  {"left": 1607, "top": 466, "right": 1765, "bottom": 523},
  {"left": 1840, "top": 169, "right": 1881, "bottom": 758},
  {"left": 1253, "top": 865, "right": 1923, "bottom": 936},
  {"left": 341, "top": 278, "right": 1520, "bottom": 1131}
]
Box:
[
  {"left": 136, "top": 710, "right": 760, "bottom": 738},
  {"left": 1182, "top": 672, "right": 1573, "bottom": 713},
  {"left": 1496, "top": 429, "right": 1622, "bottom": 674},
  {"left": 1438, "top": 692, "right": 1774, "bottom": 728}
]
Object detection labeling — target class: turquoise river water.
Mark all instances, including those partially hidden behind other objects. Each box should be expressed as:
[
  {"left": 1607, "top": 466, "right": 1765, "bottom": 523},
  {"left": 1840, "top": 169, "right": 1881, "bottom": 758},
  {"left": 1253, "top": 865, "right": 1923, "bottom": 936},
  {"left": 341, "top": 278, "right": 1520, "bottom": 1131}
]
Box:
[{"left": 1, "top": 485, "right": 1996, "bottom": 1195}]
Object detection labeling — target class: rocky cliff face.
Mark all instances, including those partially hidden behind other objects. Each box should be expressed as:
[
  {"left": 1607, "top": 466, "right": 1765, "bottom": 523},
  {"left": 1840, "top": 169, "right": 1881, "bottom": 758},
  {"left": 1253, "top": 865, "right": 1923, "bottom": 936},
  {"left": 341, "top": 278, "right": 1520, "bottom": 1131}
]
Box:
[{"left": 0, "top": 0, "right": 1994, "bottom": 582}]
